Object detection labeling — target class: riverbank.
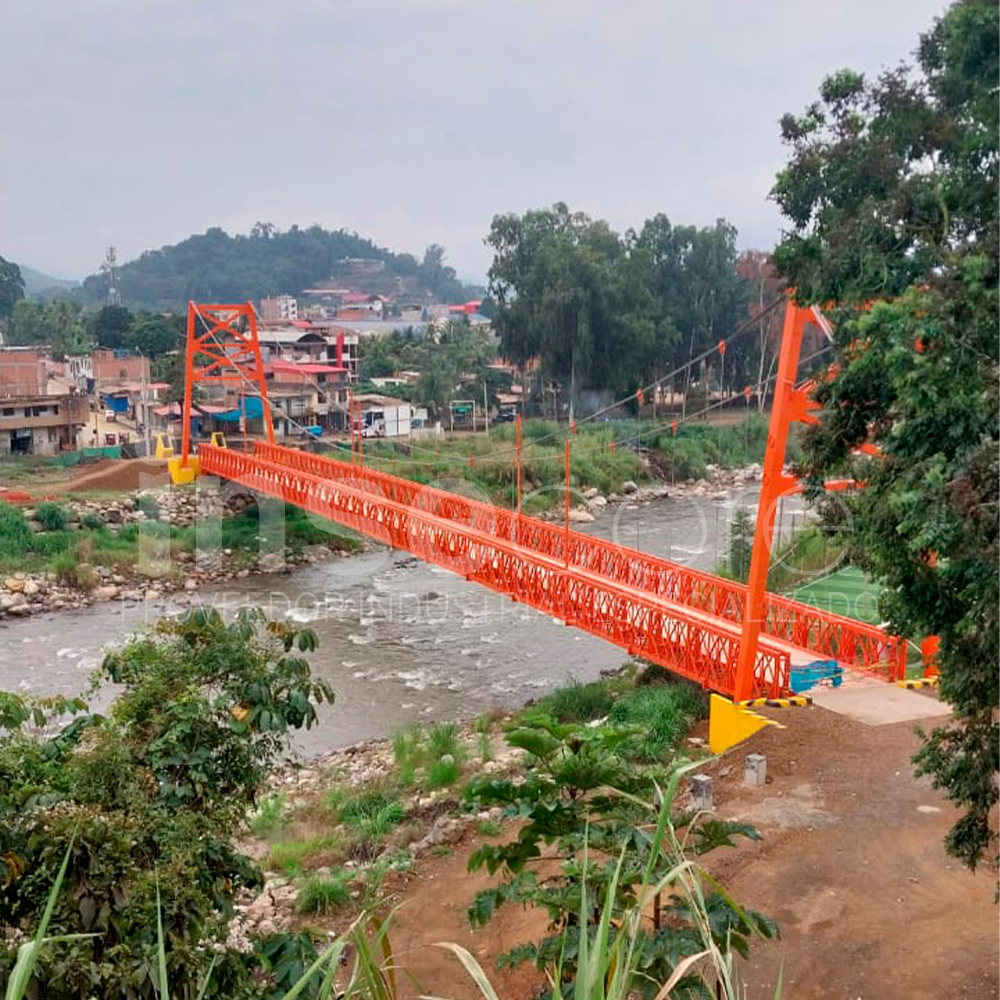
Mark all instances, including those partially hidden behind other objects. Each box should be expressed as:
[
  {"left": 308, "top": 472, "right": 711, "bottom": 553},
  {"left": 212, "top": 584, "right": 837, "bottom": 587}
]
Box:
[
  {"left": 0, "top": 489, "right": 362, "bottom": 619},
  {"left": 0, "top": 451, "right": 767, "bottom": 621}
]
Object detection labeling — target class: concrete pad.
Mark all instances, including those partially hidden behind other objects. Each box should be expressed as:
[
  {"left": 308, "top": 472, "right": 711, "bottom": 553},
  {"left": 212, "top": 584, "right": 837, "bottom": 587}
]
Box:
[{"left": 811, "top": 683, "right": 951, "bottom": 725}]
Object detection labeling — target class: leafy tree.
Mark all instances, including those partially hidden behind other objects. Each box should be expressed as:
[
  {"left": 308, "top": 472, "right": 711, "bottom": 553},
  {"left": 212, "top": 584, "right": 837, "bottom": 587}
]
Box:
[
  {"left": 635, "top": 216, "right": 749, "bottom": 415},
  {"left": 464, "top": 710, "right": 774, "bottom": 991},
  {"left": 91, "top": 304, "right": 134, "bottom": 349},
  {"left": 77, "top": 224, "right": 478, "bottom": 310},
  {"left": 7, "top": 299, "right": 93, "bottom": 358},
  {"left": 0, "top": 607, "right": 334, "bottom": 998},
  {"left": 487, "top": 204, "right": 658, "bottom": 419},
  {"left": 774, "top": 0, "right": 998, "bottom": 870},
  {"left": 0, "top": 255, "right": 25, "bottom": 319},
  {"left": 128, "top": 311, "right": 182, "bottom": 357},
  {"left": 728, "top": 507, "right": 754, "bottom": 582}
]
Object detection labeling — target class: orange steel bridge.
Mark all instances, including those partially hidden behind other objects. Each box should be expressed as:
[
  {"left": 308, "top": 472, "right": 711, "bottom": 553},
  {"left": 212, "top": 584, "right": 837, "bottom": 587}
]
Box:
[{"left": 177, "top": 300, "right": 908, "bottom": 702}]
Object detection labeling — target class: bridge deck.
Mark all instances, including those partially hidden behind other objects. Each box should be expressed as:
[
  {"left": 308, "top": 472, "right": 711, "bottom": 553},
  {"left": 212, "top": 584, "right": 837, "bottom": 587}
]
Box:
[{"left": 197, "top": 442, "right": 905, "bottom": 698}]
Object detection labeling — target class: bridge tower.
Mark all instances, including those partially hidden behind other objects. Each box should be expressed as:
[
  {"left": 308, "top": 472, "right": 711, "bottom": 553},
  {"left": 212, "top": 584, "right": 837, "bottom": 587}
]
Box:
[{"left": 169, "top": 301, "right": 274, "bottom": 483}]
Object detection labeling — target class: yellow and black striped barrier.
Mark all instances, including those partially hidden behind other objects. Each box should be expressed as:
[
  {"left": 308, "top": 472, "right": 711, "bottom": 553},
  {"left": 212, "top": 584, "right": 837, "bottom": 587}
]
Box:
[
  {"left": 738, "top": 695, "right": 813, "bottom": 709},
  {"left": 896, "top": 676, "right": 939, "bottom": 690}
]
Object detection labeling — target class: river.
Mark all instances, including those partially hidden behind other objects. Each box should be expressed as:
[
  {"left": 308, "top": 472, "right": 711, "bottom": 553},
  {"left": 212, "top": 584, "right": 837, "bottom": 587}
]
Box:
[{"left": 0, "top": 485, "right": 808, "bottom": 754}]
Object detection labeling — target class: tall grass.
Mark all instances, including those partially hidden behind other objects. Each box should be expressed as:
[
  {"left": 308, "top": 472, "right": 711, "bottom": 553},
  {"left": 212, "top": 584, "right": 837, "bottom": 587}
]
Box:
[{"left": 608, "top": 682, "right": 708, "bottom": 761}]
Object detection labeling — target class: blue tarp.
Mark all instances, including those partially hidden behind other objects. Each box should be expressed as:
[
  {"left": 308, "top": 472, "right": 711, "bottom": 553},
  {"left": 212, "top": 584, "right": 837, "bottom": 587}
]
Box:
[{"left": 215, "top": 397, "right": 265, "bottom": 422}]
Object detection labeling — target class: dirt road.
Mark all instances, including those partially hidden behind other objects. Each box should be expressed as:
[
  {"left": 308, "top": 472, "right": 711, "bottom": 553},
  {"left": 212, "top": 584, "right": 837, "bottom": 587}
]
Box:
[{"left": 386, "top": 700, "right": 997, "bottom": 999}]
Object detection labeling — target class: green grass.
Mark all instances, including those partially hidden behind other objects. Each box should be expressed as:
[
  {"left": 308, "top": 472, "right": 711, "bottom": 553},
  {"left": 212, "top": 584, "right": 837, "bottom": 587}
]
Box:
[
  {"left": 338, "top": 788, "right": 406, "bottom": 843},
  {"left": 477, "top": 820, "right": 501, "bottom": 837},
  {"left": 426, "top": 756, "right": 461, "bottom": 789},
  {"left": 248, "top": 793, "right": 289, "bottom": 839},
  {"left": 266, "top": 834, "right": 344, "bottom": 875},
  {"left": 0, "top": 501, "right": 361, "bottom": 577},
  {"left": 295, "top": 871, "right": 351, "bottom": 915},
  {"left": 792, "top": 564, "right": 882, "bottom": 624},
  {"left": 536, "top": 678, "right": 618, "bottom": 723},
  {"left": 607, "top": 682, "right": 709, "bottom": 761},
  {"left": 391, "top": 722, "right": 467, "bottom": 789}
]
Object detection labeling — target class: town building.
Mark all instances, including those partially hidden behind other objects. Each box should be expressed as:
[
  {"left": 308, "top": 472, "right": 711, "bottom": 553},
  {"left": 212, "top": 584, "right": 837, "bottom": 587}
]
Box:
[
  {"left": 260, "top": 295, "right": 299, "bottom": 323},
  {"left": 91, "top": 348, "right": 151, "bottom": 390},
  {"left": 0, "top": 350, "right": 89, "bottom": 456}
]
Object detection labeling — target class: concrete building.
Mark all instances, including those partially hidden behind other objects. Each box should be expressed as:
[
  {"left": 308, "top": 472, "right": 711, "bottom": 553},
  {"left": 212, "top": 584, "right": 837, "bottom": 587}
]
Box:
[
  {"left": 260, "top": 295, "right": 299, "bottom": 323},
  {"left": 0, "top": 352, "right": 89, "bottom": 455},
  {"left": 91, "top": 349, "right": 151, "bottom": 390}
]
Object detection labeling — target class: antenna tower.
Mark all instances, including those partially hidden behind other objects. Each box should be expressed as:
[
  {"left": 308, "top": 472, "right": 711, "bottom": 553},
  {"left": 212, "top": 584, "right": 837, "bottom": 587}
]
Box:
[{"left": 101, "top": 246, "right": 121, "bottom": 307}]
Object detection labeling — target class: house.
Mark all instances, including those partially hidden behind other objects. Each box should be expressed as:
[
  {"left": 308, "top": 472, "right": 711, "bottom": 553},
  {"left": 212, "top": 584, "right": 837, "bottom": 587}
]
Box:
[
  {"left": 355, "top": 394, "right": 413, "bottom": 438},
  {"left": 266, "top": 359, "right": 351, "bottom": 431},
  {"left": 0, "top": 351, "right": 89, "bottom": 455},
  {"left": 260, "top": 295, "right": 298, "bottom": 323},
  {"left": 92, "top": 349, "right": 151, "bottom": 390}
]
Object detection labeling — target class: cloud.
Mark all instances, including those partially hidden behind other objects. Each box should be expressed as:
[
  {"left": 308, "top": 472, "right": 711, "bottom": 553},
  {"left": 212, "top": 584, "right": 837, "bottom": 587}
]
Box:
[{"left": 0, "top": 0, "right": 947, "bottom": 279}]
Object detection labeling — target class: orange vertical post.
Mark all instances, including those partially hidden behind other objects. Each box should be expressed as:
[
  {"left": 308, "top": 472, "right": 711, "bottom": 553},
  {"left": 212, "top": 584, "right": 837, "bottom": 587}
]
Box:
[
  {"left": 564, "top": 438, "right": 571, "bottom": 566},
  {"left": 180, "top": 303, "right": 196, "bottom": 467},
  {"left": 358, "top": 401, "right": 364, "bottom": 467},
  {"left": 733, "top": 300, "right": 810, "bottom": 701},
  {"left": 515, "top": 414, "right": 523, "bottom": 512}
]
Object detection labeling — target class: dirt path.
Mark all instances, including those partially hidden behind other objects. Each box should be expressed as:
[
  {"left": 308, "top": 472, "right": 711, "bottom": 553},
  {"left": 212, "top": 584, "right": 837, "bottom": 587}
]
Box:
[{"left": 384, "top": 700, "right": 997, "bottom": 999}]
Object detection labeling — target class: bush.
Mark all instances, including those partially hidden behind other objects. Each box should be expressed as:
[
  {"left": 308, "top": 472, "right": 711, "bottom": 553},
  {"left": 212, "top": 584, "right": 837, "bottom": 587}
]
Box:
[
  {"left": 608, "top": 682, "right": 708, "bottom": 761},
  {"left": 248, "top": 792, "right": 288, "bottom": 838},
  {"left": 0, "top": 606, "right": 334, "bottom": 999},
  {"left": 426, "top": 755, "right": 461, "bottom": 788},
  {"left": 295, "top": 871, "right": 350, "bottom": 915},
  {"left": 81, "top": 512, "right": 106, "bottom": 530},
  {"left": 537, "top": 678, "right": 616, "bottom": 722},
  {"left": 34, "top": 501, "right": 69, "bottom": 531},
  {"left": 49, "top": 551, "right": 97, "bottom": 591}
]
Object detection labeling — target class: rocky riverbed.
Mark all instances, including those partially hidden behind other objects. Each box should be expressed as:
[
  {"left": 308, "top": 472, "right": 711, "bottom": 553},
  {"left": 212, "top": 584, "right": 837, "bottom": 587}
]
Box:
[
  {"left": 0, "top": 487, "right": 358, "bottom": 619},
  {"left": 0, "top": 461, "right": 766, "bottom": 620}
]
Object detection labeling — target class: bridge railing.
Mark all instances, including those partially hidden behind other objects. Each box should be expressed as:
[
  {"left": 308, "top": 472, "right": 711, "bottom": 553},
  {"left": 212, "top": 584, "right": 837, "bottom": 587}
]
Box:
[
  {"left": 200, "top": 444, "right": 791, "bottom": 698},
  {"left": 249, "top": 442, "right": 905, "bottom": 681}
]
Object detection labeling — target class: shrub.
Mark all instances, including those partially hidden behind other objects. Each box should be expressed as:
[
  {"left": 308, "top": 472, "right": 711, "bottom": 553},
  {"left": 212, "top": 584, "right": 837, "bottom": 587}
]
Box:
[
  {"left": 295, "top": 871, "right": 350, "bottom": 915},
  {"left": 608, "top": 682, "right": 708, "bottom": 761},
  {"left": 426, "top": 754, "right": 461, "bottom": 789},
  {"left": 248, "top": 792, "right": 288, "bottom": 838},
  {"left": 134, "top": 493, "right": 160, "bottom": 518},
  {"left": 537, "top": 678, "right": 616, "bottom": 722},
  {"left": 49, "top": 551, "right": 97, "bottom": 591},
  {"left": 81, "top": 512, "right": 106, "bottom": 530},
  {"left": 464, "top": 711, "right": 774, "bottom": 988},
  {"left": 0, "top": 606, "right": 334, "bottom": 999},
  {"left": 33, "top": 501, "right": 68, "bottom": 532}
]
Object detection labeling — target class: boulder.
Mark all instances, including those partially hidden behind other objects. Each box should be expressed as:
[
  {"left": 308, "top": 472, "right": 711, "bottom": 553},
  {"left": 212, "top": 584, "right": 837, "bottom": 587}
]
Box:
[
  {"left": 621, "top": 480, "right": 639, "bottom": 495},
  {"left": 3, "top": 577, "right": 24, "bottom": 593},
  {"left": 92, "top": 585, "right": 120, "bottom": 601},
  {"left": 568, "top": 507, "right": 595, "bottom": 523},
  {"left": 22, "top": 580, "right": 40, "bottom": 596}
]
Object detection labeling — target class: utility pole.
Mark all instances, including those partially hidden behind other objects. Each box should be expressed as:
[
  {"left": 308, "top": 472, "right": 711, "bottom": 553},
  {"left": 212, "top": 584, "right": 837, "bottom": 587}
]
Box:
[{"left": 483, "top": 382, "right": 489, "bottom": 437}]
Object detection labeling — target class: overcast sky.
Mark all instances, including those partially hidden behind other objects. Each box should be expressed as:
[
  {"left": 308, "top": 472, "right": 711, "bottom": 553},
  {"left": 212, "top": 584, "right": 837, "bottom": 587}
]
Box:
[{"left": 1, "top": 0, "right": 946, "bottom": 282}]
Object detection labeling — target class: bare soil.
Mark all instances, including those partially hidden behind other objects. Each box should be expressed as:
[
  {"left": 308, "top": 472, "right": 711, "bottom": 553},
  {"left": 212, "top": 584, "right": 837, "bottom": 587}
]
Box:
[{"left": 378, "top": 701, "right": 997, "bottom": 999}]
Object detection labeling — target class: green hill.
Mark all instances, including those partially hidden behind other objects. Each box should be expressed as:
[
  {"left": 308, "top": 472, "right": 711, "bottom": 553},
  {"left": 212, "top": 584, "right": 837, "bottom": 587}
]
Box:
[
  {"left": 18, "top": 264, "right": 80, "bottom": 299},
  {"left": 78, "top": 224, "right": 472, "bottom": 309}
]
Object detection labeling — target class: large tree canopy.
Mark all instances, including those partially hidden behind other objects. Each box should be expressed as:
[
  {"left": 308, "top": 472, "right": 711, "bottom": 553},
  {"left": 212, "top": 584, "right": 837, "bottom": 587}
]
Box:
[
  {"left": 774, "top": 0, "right": 998, "bottom": 870},
  {"left": 486, "top": 204, "right": 756, "bottom": 415},
  {"left": 0, "top": 255, "right": 25, "bottom": 320}
]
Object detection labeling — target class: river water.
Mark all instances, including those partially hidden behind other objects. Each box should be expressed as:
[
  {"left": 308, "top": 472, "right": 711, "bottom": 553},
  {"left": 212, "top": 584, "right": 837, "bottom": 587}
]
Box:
[{"left": 0, "top": 486, "right": 806, "bottom": 754}]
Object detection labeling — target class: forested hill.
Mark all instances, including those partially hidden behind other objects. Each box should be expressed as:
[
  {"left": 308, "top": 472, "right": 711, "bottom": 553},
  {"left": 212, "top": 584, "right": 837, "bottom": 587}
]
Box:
[{"left": 78, "top": 224, "right": 472, "bottom": 308}]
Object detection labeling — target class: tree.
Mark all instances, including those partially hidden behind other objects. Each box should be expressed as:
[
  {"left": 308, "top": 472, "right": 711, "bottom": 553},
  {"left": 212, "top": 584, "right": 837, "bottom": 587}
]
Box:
[
  {"left": 127, "top": 311, "right": 181, "bottom": 357},
  {"left": 635, "top": 216, "right": 749, "bottom": 416},
  {"left": 487, "top": 203, "right": 657, "bottom": 419},
  {"left": 91, "top": 304, "right": 134, "bottom": 349},
  {"left": 773, "top": 0, "right": 998, "bottom": 870},
  {"left": 735, "top": 251, "right": 785, "bottom": 410},
  {"left": 7, "top": 300, "right": 92, "bottom": 358},
  {"left": 0, "top": 255, "right": 25, "bottom": 320}
]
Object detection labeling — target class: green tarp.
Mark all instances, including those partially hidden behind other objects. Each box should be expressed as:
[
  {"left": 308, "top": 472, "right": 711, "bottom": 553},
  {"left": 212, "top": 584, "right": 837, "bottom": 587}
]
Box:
[{"left": 53, "top": 446, "right": 122, "bottom": 467}]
